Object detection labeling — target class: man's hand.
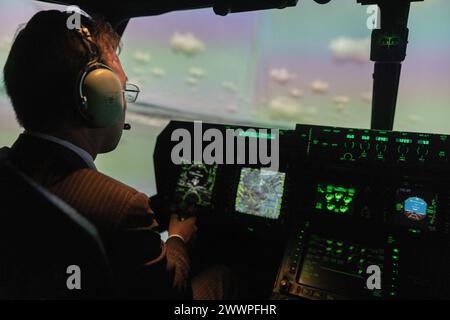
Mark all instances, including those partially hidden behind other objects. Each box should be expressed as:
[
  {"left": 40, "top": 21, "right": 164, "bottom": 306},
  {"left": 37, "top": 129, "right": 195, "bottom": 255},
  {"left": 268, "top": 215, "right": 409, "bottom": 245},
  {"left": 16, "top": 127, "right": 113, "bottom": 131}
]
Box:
[{"left": 168, "top": 214, "right": 198, "bottom": 244}]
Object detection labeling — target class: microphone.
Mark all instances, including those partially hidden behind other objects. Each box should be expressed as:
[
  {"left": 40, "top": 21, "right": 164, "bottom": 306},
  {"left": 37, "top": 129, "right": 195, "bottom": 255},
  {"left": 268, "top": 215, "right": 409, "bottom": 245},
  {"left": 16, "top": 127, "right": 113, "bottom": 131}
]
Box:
[{"left": 123, "top": 123, "right": 131, "bottom": 130}]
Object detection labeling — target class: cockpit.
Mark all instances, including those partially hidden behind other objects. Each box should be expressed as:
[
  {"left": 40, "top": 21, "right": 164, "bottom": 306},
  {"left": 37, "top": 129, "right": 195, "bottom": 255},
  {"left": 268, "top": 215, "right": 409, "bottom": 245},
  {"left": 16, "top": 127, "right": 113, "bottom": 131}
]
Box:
[{"left": 1, "top": 0, "right": 449, "bottom": 301}]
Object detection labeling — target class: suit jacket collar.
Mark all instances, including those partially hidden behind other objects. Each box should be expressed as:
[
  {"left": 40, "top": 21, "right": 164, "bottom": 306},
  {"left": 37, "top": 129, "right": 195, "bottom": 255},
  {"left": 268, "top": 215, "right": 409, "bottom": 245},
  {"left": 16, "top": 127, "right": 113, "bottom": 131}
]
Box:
[
  {"left": 10, "top": 133, "right": 91, "bottom": 187},
  {"left": 25, "top": 131, "right": 96, "bottom": 170}
]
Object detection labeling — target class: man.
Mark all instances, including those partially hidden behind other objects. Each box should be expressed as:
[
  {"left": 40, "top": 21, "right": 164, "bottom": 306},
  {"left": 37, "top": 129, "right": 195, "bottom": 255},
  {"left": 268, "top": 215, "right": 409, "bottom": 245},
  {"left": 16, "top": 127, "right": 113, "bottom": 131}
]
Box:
[{"left": 3, "top": 10, "right": 233, "bottom": 299}]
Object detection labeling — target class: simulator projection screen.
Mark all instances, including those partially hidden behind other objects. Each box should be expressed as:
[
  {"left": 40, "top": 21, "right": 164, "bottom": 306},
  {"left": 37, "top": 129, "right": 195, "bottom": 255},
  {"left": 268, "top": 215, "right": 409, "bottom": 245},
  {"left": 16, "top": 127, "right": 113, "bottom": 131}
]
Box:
[{"left": 235, "top": 168, "right": 286, "bottom": 220}]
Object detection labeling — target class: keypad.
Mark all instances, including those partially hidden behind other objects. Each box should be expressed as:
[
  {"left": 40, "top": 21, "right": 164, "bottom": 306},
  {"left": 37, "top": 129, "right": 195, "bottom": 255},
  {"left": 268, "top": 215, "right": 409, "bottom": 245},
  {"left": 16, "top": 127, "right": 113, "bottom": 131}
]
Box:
[{"left": 302, "top": 235, "right": 385, "bottom": 278}]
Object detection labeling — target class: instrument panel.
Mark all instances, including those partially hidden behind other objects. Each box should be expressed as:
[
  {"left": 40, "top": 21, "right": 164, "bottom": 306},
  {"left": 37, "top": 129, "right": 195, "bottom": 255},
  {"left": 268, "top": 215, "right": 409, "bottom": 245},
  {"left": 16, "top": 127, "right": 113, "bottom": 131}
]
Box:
[{"left": 153, "top": 121, "right": 450, "bottom": 299}]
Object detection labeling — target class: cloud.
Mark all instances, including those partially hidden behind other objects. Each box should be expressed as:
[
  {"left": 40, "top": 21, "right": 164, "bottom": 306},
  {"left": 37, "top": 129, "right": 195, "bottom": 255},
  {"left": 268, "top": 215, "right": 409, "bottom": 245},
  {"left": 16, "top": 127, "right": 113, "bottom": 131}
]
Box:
[
  {"left": 329, "top": 37, "right": 370, "bottom": 64},
  {"left": 290, "top": 88, "right": 304, "bottom": 99},
  {"left": 150, "top": 67, "right": 166, "bottom": 78},
  {"left": 408, "top": 114, "right": 421, "bottom": 123},
  {"left": 268, "top": 96, "right": 319, "bottom": 122},
  {"left": 133, "top": 51, "right": 152, "bottom": 64},
  {"left": 222, "top": 81, "right": 238, "bottom": 93},
  {"left": 311, "top": 80, "right": 330, "bottom": 94},
  {"left": 185, "top": 76, "right": 199, "bottom": 87},
  {"left": 225, "top": 104, "right": 238, "bottom": 114},
  {"left": 332, "top": 96, "right": 350, "bottom": 105},
  {"left": 170, "top": 32, "right": 205, "bottom": 56},
  {"left": 126, "top": 112, "right": 170, "bottom": 128},
  {"left": 332, "top": 96, "right": 350, "bottom": 113},
  {"left": 188, "top": 67, "right": 206, "bottom": 79},
  {"left": 269, "top": 68, "right": 296, "bottom": 85},
  {"left": 269, "top": 96, "right": 302, "bottom": 118}
]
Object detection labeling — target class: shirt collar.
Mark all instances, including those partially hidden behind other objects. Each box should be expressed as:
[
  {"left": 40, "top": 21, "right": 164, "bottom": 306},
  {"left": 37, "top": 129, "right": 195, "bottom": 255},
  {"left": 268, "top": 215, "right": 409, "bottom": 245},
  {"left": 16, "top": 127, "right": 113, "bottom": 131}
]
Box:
[{"left": 25, "top": 131, "right": 97, "bottom": 170}]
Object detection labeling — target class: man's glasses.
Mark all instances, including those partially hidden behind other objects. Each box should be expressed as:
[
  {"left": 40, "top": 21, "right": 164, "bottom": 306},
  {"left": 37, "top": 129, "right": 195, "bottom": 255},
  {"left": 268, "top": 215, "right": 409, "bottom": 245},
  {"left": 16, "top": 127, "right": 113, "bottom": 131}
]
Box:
[{"left": 123, "top": 83, "right": 140, "bottom": 103}]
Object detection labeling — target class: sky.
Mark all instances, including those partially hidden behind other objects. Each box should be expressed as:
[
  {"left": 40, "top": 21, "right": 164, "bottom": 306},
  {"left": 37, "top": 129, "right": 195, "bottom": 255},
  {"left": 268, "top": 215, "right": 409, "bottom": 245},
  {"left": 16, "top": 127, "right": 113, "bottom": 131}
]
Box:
[
  {"left": 115, "top": 0, "right": 450, "bottom": 133},
  {"left": 0, "top": 0, "right": 449, "bottom": 194},
  {"left": 1, "top": 0, "right": 449, "bottom": 133}
]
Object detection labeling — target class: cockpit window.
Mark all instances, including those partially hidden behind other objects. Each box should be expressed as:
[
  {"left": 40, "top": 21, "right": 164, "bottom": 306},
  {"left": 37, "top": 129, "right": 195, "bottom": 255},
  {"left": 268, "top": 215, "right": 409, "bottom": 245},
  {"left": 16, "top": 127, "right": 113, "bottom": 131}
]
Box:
[
  {"left": 1, "top": 0, "right": 450, "bottom": 195},
  {"left": 118, "top": 1, "right": 450, "bottom": 134}
]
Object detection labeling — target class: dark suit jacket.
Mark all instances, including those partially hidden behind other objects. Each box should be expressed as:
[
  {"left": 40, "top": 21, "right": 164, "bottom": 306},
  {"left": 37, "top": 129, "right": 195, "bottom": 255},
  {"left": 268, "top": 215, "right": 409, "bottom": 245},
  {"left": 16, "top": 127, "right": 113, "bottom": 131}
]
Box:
[{"left": 9, "top": 133, "right": 192, "bottom": 299}]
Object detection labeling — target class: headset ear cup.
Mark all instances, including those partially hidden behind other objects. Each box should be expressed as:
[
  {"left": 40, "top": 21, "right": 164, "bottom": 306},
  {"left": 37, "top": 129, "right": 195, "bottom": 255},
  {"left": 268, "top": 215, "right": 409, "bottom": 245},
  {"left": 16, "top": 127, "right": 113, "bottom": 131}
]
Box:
[{"left": 81, "top": 67, "right": 124, "bottom": 128}]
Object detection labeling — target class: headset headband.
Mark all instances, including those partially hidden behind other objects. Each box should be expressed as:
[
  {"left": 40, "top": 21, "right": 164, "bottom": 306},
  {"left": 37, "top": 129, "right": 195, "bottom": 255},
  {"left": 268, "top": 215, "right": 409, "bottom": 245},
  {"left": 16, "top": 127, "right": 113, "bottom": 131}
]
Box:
[{"left": 75, "top": 26, "right": 99, "bottom": 63}]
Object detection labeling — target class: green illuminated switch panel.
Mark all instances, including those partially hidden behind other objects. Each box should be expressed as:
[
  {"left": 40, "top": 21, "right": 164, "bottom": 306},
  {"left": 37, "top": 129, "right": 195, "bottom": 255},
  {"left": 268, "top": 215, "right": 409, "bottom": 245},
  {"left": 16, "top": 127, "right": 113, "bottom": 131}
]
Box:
[{"left": 315, "top": 183, "right": 356, "bottom": 215}]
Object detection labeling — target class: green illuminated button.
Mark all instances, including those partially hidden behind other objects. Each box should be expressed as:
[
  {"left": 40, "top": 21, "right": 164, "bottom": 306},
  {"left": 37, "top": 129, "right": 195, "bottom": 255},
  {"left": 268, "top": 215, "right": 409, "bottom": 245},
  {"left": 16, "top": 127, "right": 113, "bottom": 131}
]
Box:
[
  {"left": 347, "top": 256, "right": 354, "bottom": 262},
  {"left": 336, "top": 241, "right": 344, "bottom": 247},
  {"left": 348, "top": 246, "right": 355, "bottom": 251},
  {"left": 342, "top": 153, "right": 354, "bottom": 161},
  {"left": 392, "top": 255, "right": 399, "bottom": 261},
  {"left": 327, "top": 204, "right": 335, "bottom": 211},
  {"left": 336, "top": 249, "right": 343, "bottom": 254},
  {"left": 396, "top": 138, "right": 412, "bottom": 144},
  {"left": 326, "top": 240, "right": 333, "bottom": 245},
  {"left": 326, "top": 247, "right": 332, "bottom": 252},
  {"left": 359, "top": 259, "right": 365, "bottom": 264},
  {"left": 335, "top": 193, "right": 343, "bottom": 201},
  {"left": 339, "top": 206, "right": 349, "bottom": 213},
  {"left": 393, "top": 248, "right": 400, "bottom": 254},
  {"left": 343, "top": 197, "right": 353, "bottom": 204},
  {"left": 325, "top": 194, "right": 334, "bottom": 201}
]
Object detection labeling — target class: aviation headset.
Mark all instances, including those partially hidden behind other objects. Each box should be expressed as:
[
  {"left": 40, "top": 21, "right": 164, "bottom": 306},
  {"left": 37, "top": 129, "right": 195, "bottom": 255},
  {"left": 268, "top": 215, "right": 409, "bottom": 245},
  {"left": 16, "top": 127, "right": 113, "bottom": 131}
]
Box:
[{"left": 74, "top": 24, "right": 125, "bottom": 128}]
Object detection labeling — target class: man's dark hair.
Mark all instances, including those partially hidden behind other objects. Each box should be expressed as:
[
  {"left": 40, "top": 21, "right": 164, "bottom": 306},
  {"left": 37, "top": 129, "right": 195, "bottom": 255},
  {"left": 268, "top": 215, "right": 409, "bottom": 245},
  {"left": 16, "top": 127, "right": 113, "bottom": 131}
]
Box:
[{"left": 3, "top": 10, "right": 122, "bottom": 131}]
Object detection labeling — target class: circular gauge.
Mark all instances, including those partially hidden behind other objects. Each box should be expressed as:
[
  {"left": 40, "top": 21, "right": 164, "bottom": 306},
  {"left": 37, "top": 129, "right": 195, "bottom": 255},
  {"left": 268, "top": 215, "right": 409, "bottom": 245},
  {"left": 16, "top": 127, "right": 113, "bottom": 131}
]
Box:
[{"left": 403, "top": 197, "right": 427, "bottom": 221}]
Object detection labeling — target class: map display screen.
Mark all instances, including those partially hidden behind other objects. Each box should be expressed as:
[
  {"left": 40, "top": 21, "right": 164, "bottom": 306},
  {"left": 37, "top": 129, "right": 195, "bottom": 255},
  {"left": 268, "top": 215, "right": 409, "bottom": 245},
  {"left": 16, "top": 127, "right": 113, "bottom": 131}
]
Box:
[{"left": 235, "top": 168, "right": 286, "bottom": 220}]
